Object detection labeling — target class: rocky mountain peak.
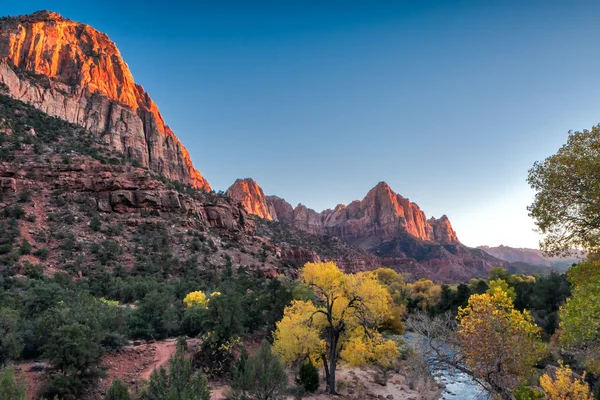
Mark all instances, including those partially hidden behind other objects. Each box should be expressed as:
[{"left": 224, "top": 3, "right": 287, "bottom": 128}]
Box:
[
  {"left": 226, "top": 178, "right": 275, "bottom": 220},
  {"left": 227, "top": 178, "right": 461, "bottom": 247},
  {"left": 25, "top": 10, "right": 69, "bottom": 22},
  {"left": 0, "top": 11, "right": 210, "bottom": 190}
]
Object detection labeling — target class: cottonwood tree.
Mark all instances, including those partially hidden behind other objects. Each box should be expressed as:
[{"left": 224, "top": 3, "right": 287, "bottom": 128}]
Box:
[
  {"left": 408, "top": 286, "right": 545, "bottom": 399},
  {"left": 457, "top": 286, "right": 544, "bottom": 397},
  {"left": 273, "top": 262, "right": 398, "bottom": 394},
  {"left": 528, "top": 125, "right": 600, "bottom": 255}
]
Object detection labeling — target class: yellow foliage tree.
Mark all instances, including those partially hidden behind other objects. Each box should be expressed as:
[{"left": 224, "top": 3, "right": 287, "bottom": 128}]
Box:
[
  {"left": 408, "top": 279, "right": 441, "bottom": 310},
  {"left": 375, "top": 268, "right": 407, "bottom": 334},
  {"left": 273, "top": 262, "right": 398, "bottom": 394},
  {"left": 457, "top": 286, "right": 544, "bottom": 397},
  {"left": 183, "top": 291, "right": 209, "bottom": 308},
  {"left": 487, "top": 278, "right": 516, "bottom": 301},
  {"left": 375, "top": 268, "right": 408, "bottom": 304},
  {"left": 540, "top": 363, "right": 593, "bottom": 400}
]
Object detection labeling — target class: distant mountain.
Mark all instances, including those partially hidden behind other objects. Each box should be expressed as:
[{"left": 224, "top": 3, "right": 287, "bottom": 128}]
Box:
[
  {"left": 227, "top": 178, "right": 521, "bottom": 282},
  {"left": 477, "top": 245, "right": 584, "bottom": 270}
]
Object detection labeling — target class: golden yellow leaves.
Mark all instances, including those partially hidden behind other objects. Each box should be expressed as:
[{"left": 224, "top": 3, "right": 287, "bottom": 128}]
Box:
[
  {"left": 340, "top": 329, "right": 399, "bottom": 369},
  {"left": 183, "top": 291, "right": 209, "bottom": 308},
  {"left": 540, "top": 363, "right": 593, "bottom": 400},
  {"left": 272, "top": 300, "right": 326, "bottom": 366},
  {"left": 457, "top": 286, "right": 544, "bottom": 391},
  {"left": 274, "top": 262, "right": 398, "bottom": 370}
]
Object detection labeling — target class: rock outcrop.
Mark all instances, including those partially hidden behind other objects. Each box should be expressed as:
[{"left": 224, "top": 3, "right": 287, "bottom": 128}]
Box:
[
  {"left": 226, "top": 178, "right": 276, "bottom": 220},
  {"left": 0, "top": 10, "right": 210, "bottom": 190}
]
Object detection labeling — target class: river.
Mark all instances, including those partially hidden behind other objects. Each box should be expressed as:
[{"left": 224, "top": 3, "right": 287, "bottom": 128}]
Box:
[{"left": 404, "top": 332, "right": 489, "bottom": 400}]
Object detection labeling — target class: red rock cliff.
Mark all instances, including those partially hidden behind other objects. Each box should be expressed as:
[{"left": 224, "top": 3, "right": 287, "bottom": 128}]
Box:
[
  {"left": 226, "top": 178, "right": 276, "bottom": 220},
  {"left": 0, "top": 10, "right": 210, "bottom": 190},
  {"left": 227, "top": 178, "right": 461, "bottom": 247}
]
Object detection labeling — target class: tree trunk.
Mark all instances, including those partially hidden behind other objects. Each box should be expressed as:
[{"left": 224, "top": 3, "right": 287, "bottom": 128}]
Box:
[
  {"left": 322, "top": 353, "right": 330, "bottom": 392},
  {"left": 328, "top": 331, "right": 339, "bottom": 394}
]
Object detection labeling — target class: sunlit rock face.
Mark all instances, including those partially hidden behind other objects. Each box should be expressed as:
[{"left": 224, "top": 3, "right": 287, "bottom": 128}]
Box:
[
  {"left": 226, "top": 178, "right": 276, "bottom": 220},
  {"left": 0, "top": 10, "right": 210, "bottom": 190},
  {"left": 227, "top": 179, "right": 461, "bottom": 247}
]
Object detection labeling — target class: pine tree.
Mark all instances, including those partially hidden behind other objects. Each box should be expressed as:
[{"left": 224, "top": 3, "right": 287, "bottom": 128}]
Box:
[
  {"left": 104, "top": 378, "right": 131, "bottom": 400},
  {"left": 229, "top": 340, "right": 288, "bottom": 400}
]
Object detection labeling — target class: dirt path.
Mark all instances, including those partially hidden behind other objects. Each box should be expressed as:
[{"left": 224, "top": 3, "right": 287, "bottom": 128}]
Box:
[{"left": 139, "top": 339, "right": 178, "bottom": 380}]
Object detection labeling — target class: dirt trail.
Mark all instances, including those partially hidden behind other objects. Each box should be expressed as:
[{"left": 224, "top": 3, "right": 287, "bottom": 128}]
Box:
[{"left": 139, "top": 339, "right": 178, "bottom": 380}]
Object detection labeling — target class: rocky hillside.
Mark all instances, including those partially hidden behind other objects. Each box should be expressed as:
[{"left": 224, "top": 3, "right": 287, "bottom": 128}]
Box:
[
  {"left": 227, "top": 178, "right": 528, "bottom": 281},
  {"left": 0, "top": 94, "right": 384, "bottom": 282},
  {"left": 0, "top": 10, "right": 210, "bottom": 189},
  {"left": 478, "top": 245, "right": 584, "bottom": 270}
]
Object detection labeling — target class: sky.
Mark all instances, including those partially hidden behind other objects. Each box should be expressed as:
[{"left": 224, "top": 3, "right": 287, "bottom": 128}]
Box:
[{"left": 5, "top": 0, "right": 600, "bottom": 249}]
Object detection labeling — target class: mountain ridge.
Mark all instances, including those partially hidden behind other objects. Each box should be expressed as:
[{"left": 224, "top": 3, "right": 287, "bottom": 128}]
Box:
[
  {"left": 226, "top": 178, "right": 540, "bottom": 281},
  {"left": 477, "top": 245, "right": 584, "bottom": 270},
  {"left": 227, "top": 178, "right": 459, "bottom": 246}
]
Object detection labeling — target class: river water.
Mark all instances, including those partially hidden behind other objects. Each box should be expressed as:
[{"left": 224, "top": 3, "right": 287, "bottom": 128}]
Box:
[{"left": 404, "top": 332, "right": 489, "bottom": 400}]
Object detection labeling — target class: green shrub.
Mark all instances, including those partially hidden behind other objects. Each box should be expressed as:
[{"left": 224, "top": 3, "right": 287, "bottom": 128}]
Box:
[
  {"left": 514, "top": 385, "right": 544, "bottom": 400},
  {"left": 229, "top": 340, "right": 288, "bottom": 400},
  {"left": 0, "top": 308, "right": 23, "bottom": 366},
  {"left": 127, "top": 291, "right": 177, "bottom": 340},
  {"left": 42, "top": 322, "right": 103, "bottom": 375},
  {"left": 18, "top": 190, "right": 30, "bottom": 203},
  {"left": 3, "top": 205, "right": 25, "bottom": 219},
  {"left": 104, "top": 378, "right": 131, "bottom": 400},
  {"left": 139, "top": 345, "right": 210, "bottom": 400},
  {"left": 90, "top": 216, "right": 102, "bottom": 232},
  {"left": 33, "top": 247, "right": 49, "bottom": 260},
  {"left": 298, "top": 361, "right": 319, "bottom": 393},
  {"left": 42, "top": 373, "right": 83, "bottom": 400},
  {"left": 181, "top": 306, "right": 207, "bottom": 337},
  {"left": 19, "top": 240, "right": 31, "bottom": 255},
  {"left": 0, "top": 365, "right": 27, "bottom": 400}
]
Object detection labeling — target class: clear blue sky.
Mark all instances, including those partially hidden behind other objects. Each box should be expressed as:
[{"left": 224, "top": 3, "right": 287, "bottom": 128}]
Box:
[{"left": 5, "top": 1, "right": 600, "bottom": 248}]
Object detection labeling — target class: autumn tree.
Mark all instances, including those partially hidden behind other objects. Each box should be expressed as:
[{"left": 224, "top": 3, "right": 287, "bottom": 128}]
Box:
[
  {"left": 539, "top": 363, "right": 593, "bottom": 400},
  {"left": 457, "top": 285, "right": 544, "bottom": 397},
  {"left": 273, "top": 262, "right": 398, "bottom": 394},
  {"left": 407, "top": 279, "right": 441, "bottom": 311},
  {"left": 183, "top": 291, "right": 209, "bottom": 308},
  {"left": 375, "top": 268, "right": 407, "bottom": 334},
  {"left": 527, "top": 125, "right": 600, "bottom": 255},
  {"left": 559, "top": 260, "right": 600, "bottom": 373}
]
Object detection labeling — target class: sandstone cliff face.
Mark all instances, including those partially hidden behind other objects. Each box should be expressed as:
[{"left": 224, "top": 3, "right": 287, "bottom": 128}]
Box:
[
  {"left": 227, "top": 179, "right": 460, "bottom": 247},
  {"left": 0, "top": 11, "right": 210, "bottom": 190},
  {"left": 226, "top": 178, "right": 276, "bottom": 220},
  {"left": 429, "top": 215, "right": 459, "bottom": 244}
]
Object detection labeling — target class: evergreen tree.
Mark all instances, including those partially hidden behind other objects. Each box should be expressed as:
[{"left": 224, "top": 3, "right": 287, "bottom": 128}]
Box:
[
  {"left": 298, "top": 361, "right": 319, "bottom": 392},
  {"left": 0, "top": 365, "right": 27, "bottom": 400},
  {"left": 140, "top": 345, "right": 210, "bottom": 400},
  {"left": 230, "top": 340, "right": 288, "bottom": 400},
  {"left": 104, "top": 378, "right": 131, "bottom": 400}
]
